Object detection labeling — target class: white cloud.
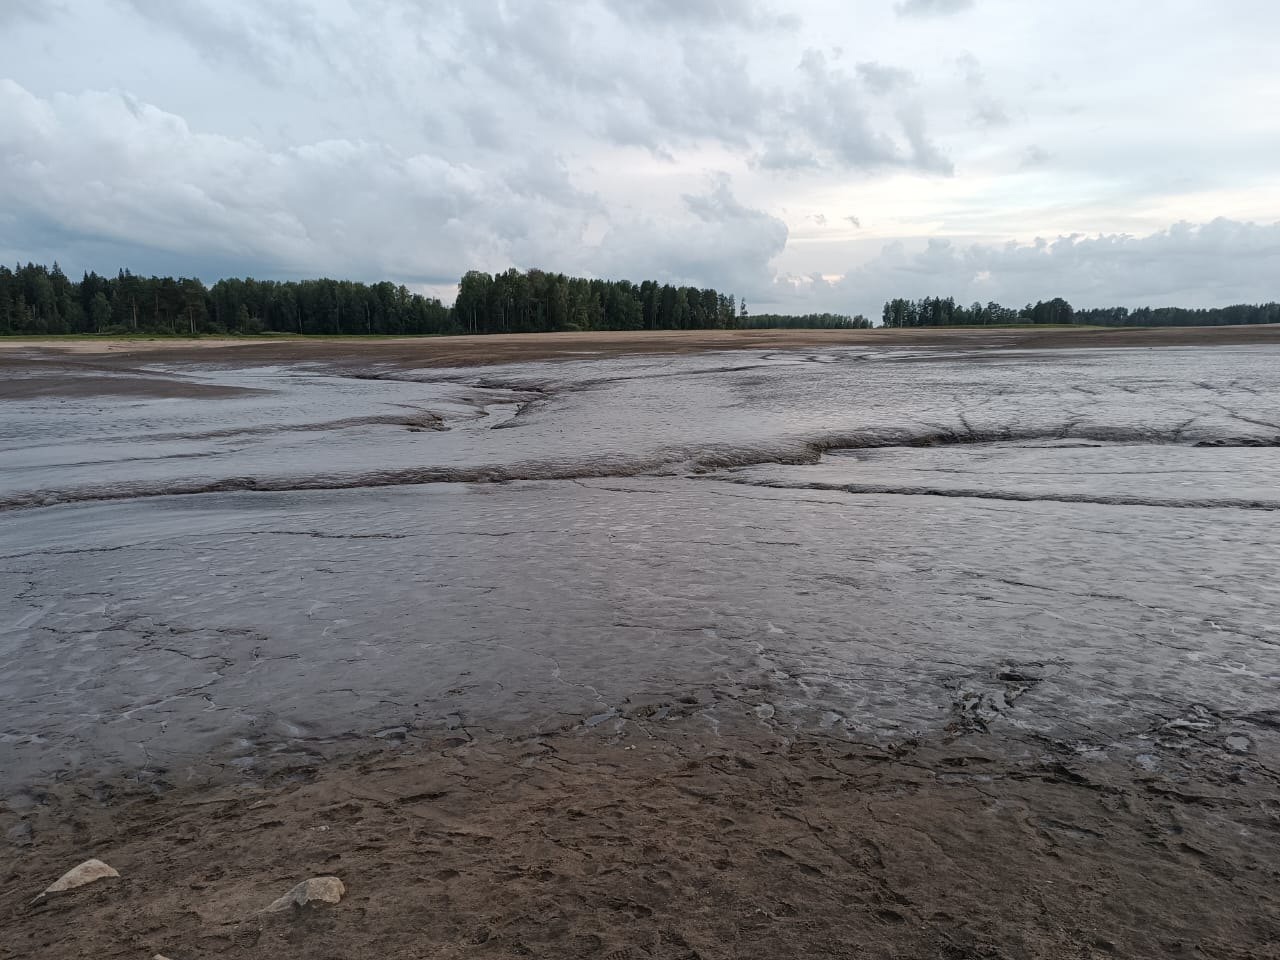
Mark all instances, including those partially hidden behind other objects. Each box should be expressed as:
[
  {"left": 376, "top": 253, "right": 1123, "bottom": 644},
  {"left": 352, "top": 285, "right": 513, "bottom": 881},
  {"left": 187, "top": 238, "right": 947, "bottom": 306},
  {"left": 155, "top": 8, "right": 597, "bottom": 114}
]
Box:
[
  {"left": 855, "top": 62, "right": 916, "bottom": 95},
  {"left": 791, "top": 219, "right": 1280, "bottom": 317},
  {"left": 0, "top": 80, "right": 594, "bottom": 283},
  {"left": 0, "top": 79, "right": 792, "bottom": 297},
  {"left": 0, "top": 0, "right": 60, "bottom": 27},
  {"left": 895, "top": 0, "right": 975, "bottom": 17},
  {"left": 594, "top": 174, "right": 789, "bottom": 294},
  {"left": 609, "top": 0, "right": 798, "bottom": 29},
  {"left": 757, "top": 50, "right": 952, "bottom": 173}
]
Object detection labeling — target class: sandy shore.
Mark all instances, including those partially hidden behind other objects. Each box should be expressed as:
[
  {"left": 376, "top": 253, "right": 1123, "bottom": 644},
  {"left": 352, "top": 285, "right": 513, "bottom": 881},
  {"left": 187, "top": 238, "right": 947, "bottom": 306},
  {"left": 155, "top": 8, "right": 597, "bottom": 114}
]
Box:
[
  {"left": 7, "top": 707, "right": 1277, "bottom": 960},
  {"left": 3, "top": 323, "right": 1279, "bottom": 369}
]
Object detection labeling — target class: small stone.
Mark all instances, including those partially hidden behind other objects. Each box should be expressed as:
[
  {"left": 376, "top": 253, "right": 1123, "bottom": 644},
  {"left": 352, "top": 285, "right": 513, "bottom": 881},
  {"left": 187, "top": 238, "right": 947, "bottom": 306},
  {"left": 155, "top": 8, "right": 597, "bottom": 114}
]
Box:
[
  {"left": 39, "top": 858, "right": 120, "bottom": 898},
  {"left": 264, "top": 876, "right": 346, "bottom": 912},
  {"left": 6, "top": 822, "right": 33, "bottom": 847}
]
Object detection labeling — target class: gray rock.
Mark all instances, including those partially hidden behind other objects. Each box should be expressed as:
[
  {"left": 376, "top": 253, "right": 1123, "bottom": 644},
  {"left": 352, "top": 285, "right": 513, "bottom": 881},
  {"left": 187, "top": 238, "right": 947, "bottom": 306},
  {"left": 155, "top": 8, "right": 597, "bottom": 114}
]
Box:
[
  {"left": 6, "top": 821, "right": 32, "bottom": 847},
  {"left": 264, "top": 876, "right": 346, "bottom": 912}
]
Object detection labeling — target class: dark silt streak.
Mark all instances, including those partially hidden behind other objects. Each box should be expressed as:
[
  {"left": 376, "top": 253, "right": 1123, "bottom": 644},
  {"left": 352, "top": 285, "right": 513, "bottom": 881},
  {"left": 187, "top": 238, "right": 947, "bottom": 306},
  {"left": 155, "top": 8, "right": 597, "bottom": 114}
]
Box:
[
  {"left": 711, "top": 477, "right": 1280, "bottom": 511},
  {"left": 1, "top": 425, "right": 1278, "bottom": 511}
]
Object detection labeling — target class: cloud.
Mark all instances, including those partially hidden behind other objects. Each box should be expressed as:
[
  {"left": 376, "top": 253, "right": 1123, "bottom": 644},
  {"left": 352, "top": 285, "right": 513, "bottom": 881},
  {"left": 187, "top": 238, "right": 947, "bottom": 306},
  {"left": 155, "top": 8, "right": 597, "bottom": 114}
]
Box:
[
  {"left": 119, "top": 0, "right": 329, "bottom": 85},
  {"left": 594, "top": 174, "right": 788, "bottom": 294},
  {"left": 895, "top": 101, "right": 954, "bottom": 175},
  {"left": 758, "top": 49, "right": 951, "bottom": 174},
  {"left": 971, "top": 97, "right": 1010, "bottom": 127},
  {"left": 955, "top": 51, "right": 984, "bottom": 87},
  {"left": 7, "top": 0, "right": 1279, "bottom": 313},
  {"left": 803, "top": 219, "right": 1280, "bottom": 316},
  {"left": 438, "top": 7, "right": 948, "bottom": 174},
  {"left": 855, "top": 61, "right": 916, "bottom": 95},
  {"left": 608, "top": 0, "right": 798, "bottom": 29},
  {"left": 1021, "top": 145, "right": 1052, "bottom": 168},
  {"left": 954, "top": 53, "right": 1009, "bottom": 128},
  {"left": 0, "top": 0, "right": 61, "bottom": 26},
  {"left": 100, "top": 1, "right": 953, "bottom": 180},
  {"left": 0, "top": 80, "right": 597, "bottom": 284},
  {"left": 0, "top": 80, "right": 789, "bottom": 297},
  {"left": 895, "top": 0, "right": 975, "bottom": 17}
]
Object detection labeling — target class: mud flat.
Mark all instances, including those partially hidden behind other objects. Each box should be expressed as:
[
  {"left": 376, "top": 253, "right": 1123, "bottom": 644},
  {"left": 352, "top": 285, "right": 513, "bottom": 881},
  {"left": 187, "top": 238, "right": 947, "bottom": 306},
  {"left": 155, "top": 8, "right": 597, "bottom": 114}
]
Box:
[{"left": 2, "top": 334, "right": 1279, "bottom": 958}]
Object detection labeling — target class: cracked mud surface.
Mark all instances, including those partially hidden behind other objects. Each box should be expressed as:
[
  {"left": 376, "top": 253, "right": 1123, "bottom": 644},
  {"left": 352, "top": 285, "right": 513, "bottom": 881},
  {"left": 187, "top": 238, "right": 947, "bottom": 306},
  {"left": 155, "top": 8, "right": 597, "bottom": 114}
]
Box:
[{"left": 2, "top": 332, "right": 1279, "bottom": 958}]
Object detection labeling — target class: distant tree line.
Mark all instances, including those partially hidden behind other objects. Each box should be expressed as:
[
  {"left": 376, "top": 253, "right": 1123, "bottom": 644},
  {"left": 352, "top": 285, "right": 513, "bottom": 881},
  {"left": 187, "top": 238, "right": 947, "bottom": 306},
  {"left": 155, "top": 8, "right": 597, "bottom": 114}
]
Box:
[
  {"left": 882, "top": 297, "right": 1074, "bottom": 327},
  {"left": 0, "top": 263, "right": 452, "bottom": 336},
  {"left": 882, "top": 296, "right": 1280, "bottom": 328},
  {"left": 738, "top": 311, "right": 871, "bottom": 329},
  {"left": 0, "top": 262, "right": 759, "bottom": 337},
  {"left": 1072, "top": 303, "right": 1280, "bottom": 327},
  {"left": 6, "top": 262, "right": 1275, "bottom": 336},
  {"left": 453, "top": 269, "right": 741, "bottom": 333}
]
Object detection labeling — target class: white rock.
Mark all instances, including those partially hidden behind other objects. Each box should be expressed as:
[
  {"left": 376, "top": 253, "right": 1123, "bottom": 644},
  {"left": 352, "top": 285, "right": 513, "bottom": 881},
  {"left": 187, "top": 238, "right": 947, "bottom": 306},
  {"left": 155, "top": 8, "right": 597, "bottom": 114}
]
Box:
[
  {"left": 38, "top": 858, "right": 120, "bottom": 899},
  {"left": 264, "top": 876, "right": 346, "bottom": 912}
]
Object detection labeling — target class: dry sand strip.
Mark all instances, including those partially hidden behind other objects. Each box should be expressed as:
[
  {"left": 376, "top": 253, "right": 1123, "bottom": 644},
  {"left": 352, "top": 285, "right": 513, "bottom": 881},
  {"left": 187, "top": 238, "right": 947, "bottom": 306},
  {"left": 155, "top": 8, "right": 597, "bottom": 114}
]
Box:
[
  {"left": 4, "top": 712, "right": 1278, "bottom": 960},
  {"left": 2, "top": 323, "right": 1280, "bottom": 369}
]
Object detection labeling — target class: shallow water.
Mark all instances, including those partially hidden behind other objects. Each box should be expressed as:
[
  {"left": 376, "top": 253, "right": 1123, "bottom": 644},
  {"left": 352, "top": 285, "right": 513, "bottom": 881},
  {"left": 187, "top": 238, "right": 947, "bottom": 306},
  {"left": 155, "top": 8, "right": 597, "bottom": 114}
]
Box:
[{"left": 1, "top": 345, "right": 1278, "bottom": 789}]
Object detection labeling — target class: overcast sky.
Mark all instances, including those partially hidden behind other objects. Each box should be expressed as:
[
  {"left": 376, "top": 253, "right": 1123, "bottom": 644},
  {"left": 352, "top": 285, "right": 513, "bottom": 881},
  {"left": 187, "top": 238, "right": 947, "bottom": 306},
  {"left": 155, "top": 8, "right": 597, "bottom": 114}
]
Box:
[{"left": 3, "top": 0, "right": 1278, "bottom": 314}]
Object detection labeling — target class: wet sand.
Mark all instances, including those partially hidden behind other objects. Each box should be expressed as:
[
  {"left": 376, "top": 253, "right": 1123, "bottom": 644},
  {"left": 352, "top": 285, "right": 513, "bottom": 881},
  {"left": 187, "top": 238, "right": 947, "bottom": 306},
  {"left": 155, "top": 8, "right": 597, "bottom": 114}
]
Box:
[
  {"left": 8, "top": 710, "right": 1278, "bottom": 960},
  {"left": 3, "top": 329, "right": 1279, "bottom": 958}
]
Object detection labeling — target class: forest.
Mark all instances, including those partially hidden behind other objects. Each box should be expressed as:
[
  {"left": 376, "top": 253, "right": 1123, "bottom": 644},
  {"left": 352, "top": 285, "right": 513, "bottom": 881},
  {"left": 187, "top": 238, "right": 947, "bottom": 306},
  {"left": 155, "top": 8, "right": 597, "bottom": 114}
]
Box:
[
  {"left": 738, "top": 312, "right": 871, "bottom": 329},
  {"left": 881, "top": 296, "right": 1280, "bottom": 328},
  {"left": 3, "top": 263, "right": 1277, "bottom": 336},
  {"left": 0, "top": 263, "right": 757, "bottom": 336}
]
